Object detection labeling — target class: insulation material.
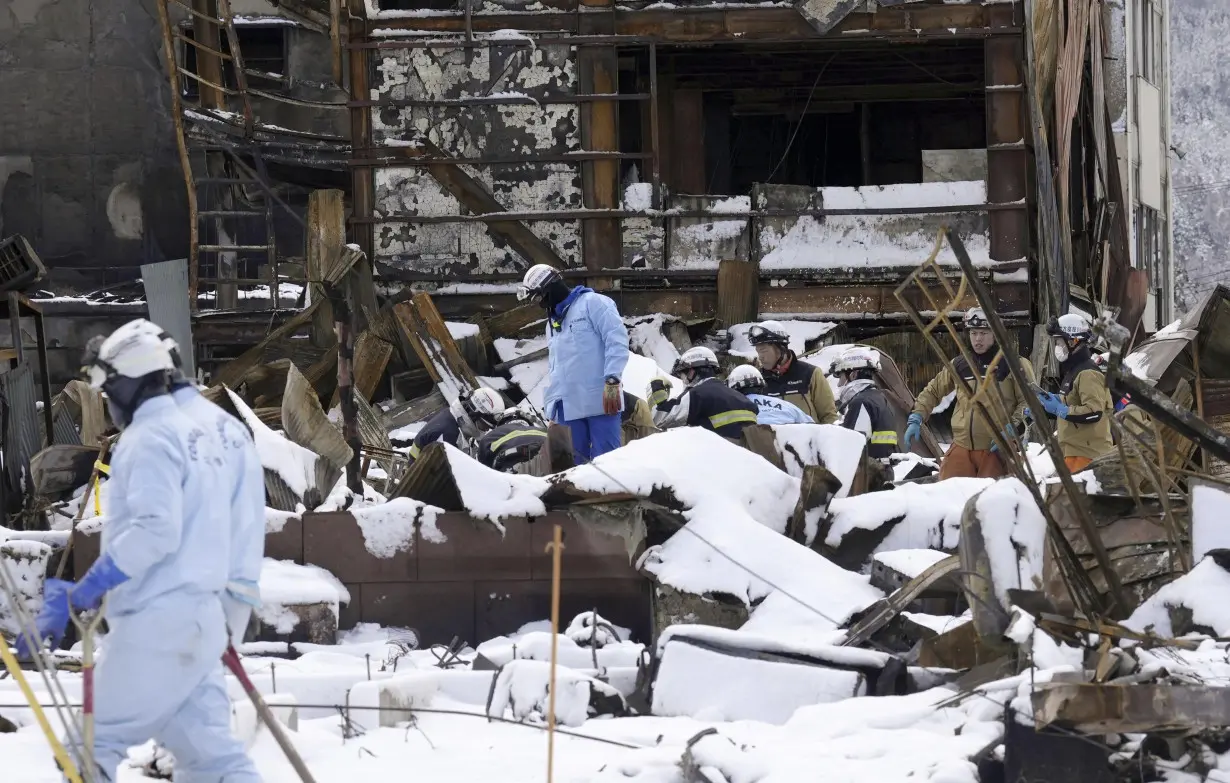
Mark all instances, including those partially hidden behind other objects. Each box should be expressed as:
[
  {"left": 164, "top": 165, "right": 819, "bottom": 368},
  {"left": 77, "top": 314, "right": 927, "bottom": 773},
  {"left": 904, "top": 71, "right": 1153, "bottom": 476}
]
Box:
[{"left": 371, "top": 45, "right": 582, "bottom": 273}]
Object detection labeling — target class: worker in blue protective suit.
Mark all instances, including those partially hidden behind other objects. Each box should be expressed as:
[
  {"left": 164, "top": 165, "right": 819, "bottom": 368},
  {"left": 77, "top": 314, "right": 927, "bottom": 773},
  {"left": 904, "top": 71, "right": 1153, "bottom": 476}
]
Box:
[
  {"left": 127, "top": 319, "right": 267, "bottom": 645},
  {"left": 725, "top": 364, "right": 814, "bottom": 425},
  {"left": 19, "top": 320, "right": 260, "bottom": 783},
  {"left": 518, "top": 264, "right": 630, "bottom": 462}
]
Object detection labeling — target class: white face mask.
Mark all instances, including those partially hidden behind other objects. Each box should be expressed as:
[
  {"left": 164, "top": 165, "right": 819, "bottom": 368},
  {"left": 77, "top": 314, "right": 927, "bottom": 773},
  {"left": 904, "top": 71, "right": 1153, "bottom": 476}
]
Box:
[{"left": 1054, "top": 342, "right": 1069, "bottom": 363}]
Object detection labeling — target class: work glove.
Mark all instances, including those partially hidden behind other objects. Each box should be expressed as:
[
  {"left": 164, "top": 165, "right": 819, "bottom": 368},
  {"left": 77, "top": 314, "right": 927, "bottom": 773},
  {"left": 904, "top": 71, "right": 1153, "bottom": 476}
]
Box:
[
  {"left": 16, "top": 579, "right": 73, "bottom": 657},
  {"left": 70, "top": 553, "right": 130, "bottom": 612},
  {"left": 647, "top": 379, "right": 671, "bottom": 408},
  {"left": 603, "top": 376, "right": 622, "bottom": 416},
  {"left": 989, "top": 425, "right": 1016, "bottom": 455},
  {"left": 903, "top": 413, "right": 923, "bottom": 449},
  {"left": 1036, "top": 390, "right": 1070, "bottom": 420}
]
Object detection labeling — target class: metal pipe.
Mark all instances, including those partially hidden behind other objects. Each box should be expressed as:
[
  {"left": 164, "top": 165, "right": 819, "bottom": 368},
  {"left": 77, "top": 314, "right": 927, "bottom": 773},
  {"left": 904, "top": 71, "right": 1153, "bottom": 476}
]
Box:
[{"left": 350, "top": 203, "right": 1012, "bottom": 224}]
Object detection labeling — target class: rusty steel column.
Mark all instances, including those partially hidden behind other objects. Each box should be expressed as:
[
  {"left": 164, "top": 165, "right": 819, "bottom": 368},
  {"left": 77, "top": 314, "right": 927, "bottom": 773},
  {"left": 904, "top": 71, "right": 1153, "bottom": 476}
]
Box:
[
  {"left": 985, "top": 1, "right": 1029, "bottom": 263},
  {"left": 348, "top": 3, "right": 375, "bottom": 264}
]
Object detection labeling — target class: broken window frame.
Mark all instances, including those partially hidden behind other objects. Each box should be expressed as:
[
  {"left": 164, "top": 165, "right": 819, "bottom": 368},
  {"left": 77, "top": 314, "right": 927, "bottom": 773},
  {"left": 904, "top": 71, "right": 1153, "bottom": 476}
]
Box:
[{"left": 180, "top": 21, "right": 290, "bottom": 100}]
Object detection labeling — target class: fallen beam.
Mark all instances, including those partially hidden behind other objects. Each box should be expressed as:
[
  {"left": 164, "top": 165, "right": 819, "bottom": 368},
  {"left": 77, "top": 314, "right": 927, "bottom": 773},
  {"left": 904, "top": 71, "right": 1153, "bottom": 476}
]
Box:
[
  {"left": 393, "top": 293, "right": 480, "bottom": 404},
  {"left": 1033, "top": 683, "right": 1230, "bottom": 734}
]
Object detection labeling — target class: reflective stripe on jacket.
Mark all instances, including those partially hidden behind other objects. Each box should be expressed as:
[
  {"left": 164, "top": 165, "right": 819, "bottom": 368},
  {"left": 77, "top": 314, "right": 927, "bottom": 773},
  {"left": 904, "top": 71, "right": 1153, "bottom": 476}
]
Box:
[{"left": 652, "top": 376, "right": 759, "bottom": 439}]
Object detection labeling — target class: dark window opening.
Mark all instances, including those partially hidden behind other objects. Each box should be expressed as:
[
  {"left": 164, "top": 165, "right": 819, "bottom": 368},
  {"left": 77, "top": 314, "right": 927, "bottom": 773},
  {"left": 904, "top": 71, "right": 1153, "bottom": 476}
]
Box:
[
  {"left": 183, "top": 25, "right": 287, "bottom": 100},
  {"left": 622, "top": 42, "right": 988, "bottom": 197}
]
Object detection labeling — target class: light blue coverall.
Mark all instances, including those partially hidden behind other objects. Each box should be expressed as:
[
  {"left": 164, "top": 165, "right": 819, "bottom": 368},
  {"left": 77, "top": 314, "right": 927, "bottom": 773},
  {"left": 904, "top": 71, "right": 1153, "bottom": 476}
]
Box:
[
  {"left": 173, "top": 384, "right": 266, "bottom": 644},
  {"left": 542, "top": 286, "right": 630, "bottom": 462},
  {"left": 94, "top": 395, "right": 260, "bottom": 783},
  {"left": 747, "top": 393, "right": 814, "bottom": 425}
]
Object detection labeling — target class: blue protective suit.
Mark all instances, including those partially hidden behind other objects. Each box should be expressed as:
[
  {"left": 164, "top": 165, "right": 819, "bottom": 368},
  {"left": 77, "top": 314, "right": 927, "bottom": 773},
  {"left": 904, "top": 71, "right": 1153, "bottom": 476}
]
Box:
[
  {"left": 95, "top": 395, "right": 259, "bottom": 783},
  {"left": 542, "top": 287, "right": 629, "bottom": 461},
  {"left": 173, "top": 385, "right": 266, "bottom": 644},
  {"left": 747, "top": 393, "right": 814, "bottom": 425}
]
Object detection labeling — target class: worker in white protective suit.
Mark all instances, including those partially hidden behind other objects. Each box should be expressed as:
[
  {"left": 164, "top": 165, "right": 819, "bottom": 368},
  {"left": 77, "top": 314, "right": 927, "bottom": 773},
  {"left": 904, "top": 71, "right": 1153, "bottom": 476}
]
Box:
[
  {"left": 19, "top": 320, "right": 261, "bottom": 783},
  {"left": 129, "top": 318, "right": 266, "bottom": 646}
]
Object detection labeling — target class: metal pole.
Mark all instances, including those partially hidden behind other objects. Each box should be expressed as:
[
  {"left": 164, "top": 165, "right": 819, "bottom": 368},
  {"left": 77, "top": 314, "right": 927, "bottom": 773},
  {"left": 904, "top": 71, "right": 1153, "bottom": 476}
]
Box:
[
  {"left": 648, "top": 42, "right": 661, "bottom": 211},
  {"left": 545, "top": 525, "right": 564, "bottom": 783}
]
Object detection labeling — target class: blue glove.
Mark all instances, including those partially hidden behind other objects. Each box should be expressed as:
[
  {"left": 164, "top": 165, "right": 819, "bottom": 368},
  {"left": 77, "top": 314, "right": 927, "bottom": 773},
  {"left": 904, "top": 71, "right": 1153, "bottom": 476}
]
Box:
[
  {"left": 1037, "top": 391, "right": 1070, "bottom": 420},
  {"left": 904, "top": 413, "right": 923, "bottom": 449},
  {"left": 69, "top": 553, "right": 130, "bottom": 612},
  {"left": 989, "top": 426, "right": 1016, "bottom": 455},
  {"left": 16, "top": 579, "right": 73, "bottom": 657}
]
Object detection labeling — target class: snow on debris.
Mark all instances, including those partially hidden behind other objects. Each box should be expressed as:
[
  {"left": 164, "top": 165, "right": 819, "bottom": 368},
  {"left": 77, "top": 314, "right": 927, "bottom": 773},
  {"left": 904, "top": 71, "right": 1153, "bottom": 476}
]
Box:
[
  {"left": 559, "top": 428, "right": 799, "bottom": 530},
  {"left": 823, "top": 477, "right": 995, "bottom": 552},
  {"left": 351, "top": 497, "right": 445, "bottom": 557},
  {"left": 873, "top": 548, "right": 952, "bottom": 579},
  {"left": 442, "top": 444, "right": 548, "bottom": 524},
  {"left": 769, "top": 423, "right": 867, "bottom": 497},
  {"left": 265, "top": 508, "right": 300, "bottom": 534},
  {"left": 476, "top": 630, "right": 644, "bottom": 670},
  {"left": 227, "top": 388, "right": 321, "bottom": 498},
  {"left": 257, "top": 559, "right": 351, "bottom": 634},
  {"left": 973, "top": 478, "right": 1046, "bottom": 606},
  {"left": 487, "top": 659, "right": 623, "bottom": 727},
  {"left": 625, "top": 314, "right": 683, "bottom": 374},
  {"left": 1124, "top": 556, "right": 1230, "bottom": 638},
  {"left": 729, "top": 319, "right": 837, "bottom": 359},
  {"left": 623, "top": 182, "right": 652, "bottom": 210},
  {"left": 445, "top": 321, "right": 480, "bottom": 340}
]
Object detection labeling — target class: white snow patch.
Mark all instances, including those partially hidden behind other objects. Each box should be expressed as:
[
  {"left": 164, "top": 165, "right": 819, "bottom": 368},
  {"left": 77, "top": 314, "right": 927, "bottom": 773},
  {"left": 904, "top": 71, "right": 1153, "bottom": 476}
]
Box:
[
  {"left": 443, "top": 444, "right": 548, "bottom": 523},
  {"left": 625, "top": 314, "right": 683, "bottom": 374},
  {"left": 265, "top": 508, "right": 300, "bottom": 534},
  {"left": 624, "top": 182, "right": 652, "bottom": 211},
  {"left": 1124, "top": 557, "right": 1230, "bottom": 638},
  {"left": 227, "top": 389, "right": 321, "bottom": 499},
  {"left": 973, "top": 478, "right": 1046, "bottom": 606},
  {"left": 257, "top": 559, "right": 351, "bottom": 635},
  {"left": 475, "top": 631, "right": 644, "bottom": 670},
  {"left": 445, "top": 321, "right": 480, "bottom": 340},
  {"left": 351, "top": 497, "right": 445, "bottom": 557},
  {"left": 487, "top": 659, "right": 621, "bottom": 727},
  {"left": 873, "top": 548, "right": 952, "bottom": 579},
  {"left": 824, "top": 478, "right": 994, "bottom": 552},
  {"left": 769, "top": 423, "right": 867, "bottom": 498}
]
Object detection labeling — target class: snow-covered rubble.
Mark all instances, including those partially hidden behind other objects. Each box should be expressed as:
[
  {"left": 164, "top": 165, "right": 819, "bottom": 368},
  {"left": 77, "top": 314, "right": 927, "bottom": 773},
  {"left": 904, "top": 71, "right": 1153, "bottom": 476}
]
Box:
[
  {"left": 257, "top": 559, "right": 351, "bottom": 635},
  {"left": 769, "top": 423, "right": 867, "bottom": 495},
  {"left": 823, "top": 477, "right": 994, "bottom": 553},
  {"left": 1124, "top": 555, "right": 1230, "bottom": 638},
  {"left": 351, "top": 496, "right": 445, "bottom": 556}
]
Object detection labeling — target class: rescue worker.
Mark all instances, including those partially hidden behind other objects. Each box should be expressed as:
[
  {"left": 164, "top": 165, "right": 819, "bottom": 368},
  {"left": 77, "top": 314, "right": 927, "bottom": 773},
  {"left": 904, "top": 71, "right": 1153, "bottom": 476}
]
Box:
[
  {"left": 726, "top": 364, "right": 814, "bottom": 425},
  {"left": 830, "top": 346, "right": 898, "bottom": 460},
  {"left": 647, "top": 347, "right": 758, "bottom": 439},
  {"left": 903, "top": 308, "right": 1034, "bottom": 479},
  {"left": 747, "top": 320, "right": 839, "bottom": 424},
  {"left": 476, "top": 420, "right": 549, "bottom": 472},
  {"left": 20, "top": 321, "right": 260, "bottom": 783},
  {"left": 129, "top": 319, "right": 265, "bottom": 646},
  {"left": 407, "top": 387, "right": 506, "bottom": 464},
  {"left": 621, "top": 390, "right": 657, "bottom": 443},
  {"left": 1035, "top": 313, "right": 1114, "bottom": 472},
  {"left": 519, "top": 264, "right": 630, "bottom": 462}
]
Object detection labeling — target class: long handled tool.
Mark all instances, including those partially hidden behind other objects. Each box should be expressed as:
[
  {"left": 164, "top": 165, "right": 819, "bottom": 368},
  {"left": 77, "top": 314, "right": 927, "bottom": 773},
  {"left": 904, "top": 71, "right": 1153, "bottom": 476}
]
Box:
[
  {"left": 0, "top": 640, "right": 85, "bottom": 783},
  {"left": 221, "top": 645, "right": 317, "bottom": 783},
  {"left": 68, "top": 602, "right": 106, "bottom": 779}
]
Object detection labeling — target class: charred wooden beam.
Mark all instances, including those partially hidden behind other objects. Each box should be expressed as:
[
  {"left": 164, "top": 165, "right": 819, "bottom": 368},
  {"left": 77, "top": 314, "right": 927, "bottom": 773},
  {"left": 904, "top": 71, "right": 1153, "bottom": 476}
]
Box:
[
  {"left": 329, "top": 283, "right": 362, "bottom": 493},
  {"left": 1033, "top": 683, "right": 1230, "bottom": 734},
  {"left": 393, "top": 293, "right": 481, "bottom": 404}
]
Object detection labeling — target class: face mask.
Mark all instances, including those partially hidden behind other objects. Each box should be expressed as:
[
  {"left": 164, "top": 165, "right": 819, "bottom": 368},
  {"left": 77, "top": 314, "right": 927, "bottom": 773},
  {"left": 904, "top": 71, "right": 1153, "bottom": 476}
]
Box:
[{"left": 1054, "top": 343, "right": 1069, "bottom": 363}]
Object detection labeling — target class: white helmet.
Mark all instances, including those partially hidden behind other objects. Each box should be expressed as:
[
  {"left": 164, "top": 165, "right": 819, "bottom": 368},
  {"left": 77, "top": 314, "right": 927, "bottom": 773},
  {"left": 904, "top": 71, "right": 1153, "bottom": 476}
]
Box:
[
  {"left": 964, "top": 308, "right": 990, "bottom": 330},
  {"left": 86, "top": 319, "right": 178, "bottom": 390},
  {"left": 727, "top": 364, "right": 765, "bottom": 392},
  {"left": 831, "top": 346, "right": 881, "bottom": 375},
  {"left": 747, "top": 320, "right": 791, "bottom": 348},
  {"left": 1052, "top": 312, "right": 1093, "bottom": 340},
  {"left": 517, "top": 264, "right": 563, "bottom": 302},
  {"left": 673, "top": 346, "right": 719, "bottom": 375}
]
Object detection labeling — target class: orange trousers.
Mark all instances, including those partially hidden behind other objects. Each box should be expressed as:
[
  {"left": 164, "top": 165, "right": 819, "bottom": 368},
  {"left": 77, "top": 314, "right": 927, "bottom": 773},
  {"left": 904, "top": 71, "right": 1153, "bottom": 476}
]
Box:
[
  {"left": 1064, "top": 456, "right": 1093, "bottom": 472},
  {"left": 938, "top": 444, "right": 1009, "bottom": 480}
]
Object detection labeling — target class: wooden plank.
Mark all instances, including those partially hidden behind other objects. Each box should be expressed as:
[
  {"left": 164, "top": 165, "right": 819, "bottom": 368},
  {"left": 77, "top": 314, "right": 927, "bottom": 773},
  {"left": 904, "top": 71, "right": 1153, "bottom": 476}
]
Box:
[
  {"left": 473, "top": 303, "right": 543, "bottom": 341},
  {"left": 191, "top": 0, "right": 225, "bottom": 108},
  {"left": 672, "top": 89, "right": 706, "bottom": 194},
  {"left": 841, "top": 555, "right": 960, "bottom": 647},
  {"left": 740, "top": 425, "right": 786, "bottom": 471},
  {"left": 394, "top": 137, "right": 566, "bottom": 270},
  {"left": 577, "top": 33, "right": 621, "bottom": 272},
  {"left": 393, "top": 293, "right": 480, "bottom": 404},
  {"left": 210, "top": 300, "right": 321, "bottom": 388},
  {"left": 331, "top": 331, "right": 393, "bottom": 409},
  {"left": 1033, "top": 683, "right": 1230, "bottom": 734},
  {"left": 716, "top": 258, "right": 759, "bottom": 328},
  {"left": 785, "top": 465, "right": 841, "bottom": 543},
  {"left": 307, "top": 189, "right": 345, "bottom": 348}
]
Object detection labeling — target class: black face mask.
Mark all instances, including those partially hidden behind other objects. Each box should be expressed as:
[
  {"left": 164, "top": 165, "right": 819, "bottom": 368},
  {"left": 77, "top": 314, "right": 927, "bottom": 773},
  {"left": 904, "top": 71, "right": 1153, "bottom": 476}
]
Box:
[
  {"left": 103, "top": 372, "right": 170, "bottom": 429},
  {"left": 538, "top": 280, "right": 571, "bottom": 312}
]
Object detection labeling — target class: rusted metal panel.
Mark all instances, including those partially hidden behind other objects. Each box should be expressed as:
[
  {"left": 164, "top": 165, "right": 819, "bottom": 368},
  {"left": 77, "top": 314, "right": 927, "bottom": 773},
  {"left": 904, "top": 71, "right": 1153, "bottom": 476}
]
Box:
[
  {"left": 265, "top": 515, "right": 305, "bottom": 564},
  {"left": 303, "top": 510, "right": 419, "bottom": 583},
  {"left": 2, "top": 363, "right": 42, "bottom": 506},
  {"left": 475, "top": 578, "right": 650, "bottom": 644},
  {"left": 420, "top": 513, "right": 534, "bottom": 582},
  {"left": 360, "top": 581, "right": 477, "bottom": 645},
  {"left": 529, "top": 514, "right": 640, "bottom": 580},
  {"left": 985, "top": 33, "right": 1029, "bottom": 264},
  {"left": 339, "top": 582, "right": 362, "bottom": 630},
  {"left": 73, "top": 528, "right": 101, "bottom": 581}
]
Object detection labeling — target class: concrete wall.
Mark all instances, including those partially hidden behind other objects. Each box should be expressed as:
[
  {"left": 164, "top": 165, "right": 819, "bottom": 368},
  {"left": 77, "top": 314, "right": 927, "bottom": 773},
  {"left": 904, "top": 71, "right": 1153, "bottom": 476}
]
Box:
[{"left": 0, "top": 0, "right": 189, "bottom": 281}]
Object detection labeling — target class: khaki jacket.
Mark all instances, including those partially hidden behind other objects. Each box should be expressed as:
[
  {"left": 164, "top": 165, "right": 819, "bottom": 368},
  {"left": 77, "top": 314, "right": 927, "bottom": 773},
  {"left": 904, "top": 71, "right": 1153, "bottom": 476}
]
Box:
[
  {"left": 621, "top": 395, "right": 657, "bottom": 444},
  {"left": 912, "top": 353, "right": 1035, "bottom": 451},
  {"left": 762, "top": 355, "right": 839, "bottom": 425},
  {"left": 1057, "top": 366, "right": 1114, "bottom": 461}
]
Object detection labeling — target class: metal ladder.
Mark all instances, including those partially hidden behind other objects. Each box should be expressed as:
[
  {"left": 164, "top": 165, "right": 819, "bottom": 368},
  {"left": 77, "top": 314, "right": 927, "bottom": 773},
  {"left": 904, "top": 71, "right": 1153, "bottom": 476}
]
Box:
[{"left": 153, "top": 0, "right": 279, "bottom": 311}]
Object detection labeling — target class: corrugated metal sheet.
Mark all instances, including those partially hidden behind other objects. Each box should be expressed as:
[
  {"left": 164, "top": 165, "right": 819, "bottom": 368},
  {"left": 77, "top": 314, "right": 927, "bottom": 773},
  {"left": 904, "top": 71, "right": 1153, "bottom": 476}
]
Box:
[
  {"left": 141, "top": 258, "right": 196, "bottom": 378},
  {"left": 51, "top": 401, "right": 81, "bottom": 446},
  {"left": 2, "top": 363, "right": 42, "bottom": 505}
]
